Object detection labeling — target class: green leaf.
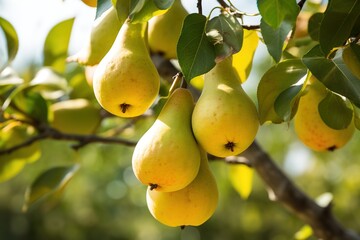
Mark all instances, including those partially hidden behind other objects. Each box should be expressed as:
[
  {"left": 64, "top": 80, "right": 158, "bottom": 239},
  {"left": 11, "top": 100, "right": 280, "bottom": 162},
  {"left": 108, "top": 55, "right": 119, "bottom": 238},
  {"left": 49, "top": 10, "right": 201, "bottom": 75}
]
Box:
[
  {"left": 0, "top": 17, "right": 19, "bottom": 72},
  {"left": 43, "top": 18, "right": 75, "bottom": 73},
  {"left": 319, "top": 0, "right": 360, "bottom": 54},
  {"left": 318, "top": 91, "right": 353, "bottom": 130},
  {"left": 129, "top": 0, "right": 167, "bottom": 23},
  {"left": 129, "top": 0, "right": 146, "bottom": 17},
  {"left": 308, "top": 12, "right": 323, "bottom": 41},
  {"left": 0, "top": 67, "right": 23, "bottom": 86},
  {"left": 260, "top": 18, "right": 293, "bottom": 62},
  {"left": 274, "top": 84, "right": 303, "bottom": 122},
  {"left": 23, "top": 165, "right": 79, "bottom": 212},
  {"left": 351, "top": 14, "right": 360, "bottom": 36},
  {"left": 96, "top": 0, "right": 113, "bottom": 19},
  {"left": 206, "top": 13, "right": 243, "bottom": 62},
  {"left": 302, "top": 45, "right": 360, "bottom": 107},
  {"left": 153, "top": 0, "right": 174, "bottom": 10},
  {"left": 14, "top": 92, "right": 49, "bottom": 123},
  {"left": 177, "top": 13, "right": 216, "bottom": 82},
  {"left": 257, "top": 0, "right": 299, "bottom": 29},
  {"left": 257, "top": 59, "right": 307, "bottom": 124}
]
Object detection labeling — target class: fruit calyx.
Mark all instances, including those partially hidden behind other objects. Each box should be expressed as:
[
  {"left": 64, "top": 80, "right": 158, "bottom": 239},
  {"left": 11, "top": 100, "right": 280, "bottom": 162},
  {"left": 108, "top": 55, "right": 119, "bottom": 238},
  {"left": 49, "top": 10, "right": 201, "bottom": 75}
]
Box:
[
  {"left": 225, "top": 141, "right": 236, "bottom": 152},
  {"left": 120, "top": 103, "right": 131, "bottom": 113},
  {"left": 149, "top": 183, "right": 158, "bottom": 190}
]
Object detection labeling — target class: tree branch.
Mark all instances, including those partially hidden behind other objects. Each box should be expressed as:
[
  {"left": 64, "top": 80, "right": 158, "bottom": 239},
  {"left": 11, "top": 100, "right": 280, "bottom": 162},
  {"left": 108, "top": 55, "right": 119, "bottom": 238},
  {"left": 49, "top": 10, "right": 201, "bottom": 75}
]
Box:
[
  {"left": 0, "top": 124, "right": 137, "bottom": 155},
  {"left": 242, "top": 141, "right": 360, "bottom": 240}
]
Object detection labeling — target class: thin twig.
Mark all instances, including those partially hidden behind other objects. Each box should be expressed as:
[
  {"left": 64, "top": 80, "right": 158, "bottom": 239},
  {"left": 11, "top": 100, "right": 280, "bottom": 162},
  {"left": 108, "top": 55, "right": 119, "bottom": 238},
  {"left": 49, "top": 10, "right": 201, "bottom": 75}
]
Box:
[
  {"left": 0, "top": 126, "right": 137, "bottom": 155},
  {"left": 197, "top": 0, "right": 202, "bottom": 15}
]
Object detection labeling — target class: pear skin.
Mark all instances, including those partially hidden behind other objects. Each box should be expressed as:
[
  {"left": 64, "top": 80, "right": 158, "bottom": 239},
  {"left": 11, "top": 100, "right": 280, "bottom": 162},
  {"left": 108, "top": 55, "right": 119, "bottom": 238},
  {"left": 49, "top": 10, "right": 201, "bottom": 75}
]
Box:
[
  {"left": 192, "top": 57, "right": 259, "bottom": 158},
  {"left": 67, "top": 2, "right": 129, "bottom": 66},
  {"left": 93, "top": 20, "right": 160, "bottom": 118},
  {"left": 132, "top": 88, "right": 200, "bottom": 192},
  {"left": 50, "top": 98, "right": 101, "bottom": 135},
  {"left": 146, "top": 146, "right": 218, "bottom": 227},
  {"left": 294, "top": 78, "right": 355, "bottom": 151},
  {"left": 147, "top": 0, "right": 188, "bottom": 59}
]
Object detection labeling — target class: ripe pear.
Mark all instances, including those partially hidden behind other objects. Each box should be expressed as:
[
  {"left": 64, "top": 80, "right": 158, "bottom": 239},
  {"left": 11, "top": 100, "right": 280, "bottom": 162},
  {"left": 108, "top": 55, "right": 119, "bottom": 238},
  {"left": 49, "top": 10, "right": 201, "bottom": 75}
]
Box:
[
  {"left": 147, "top": 0, "right": 188, "bottom": 59},
  {"left": 294, "top": 77, "right": 355, "bottom": 151},
  {"left": 132, "top": 88, "right": 200, "bottom": 192},
  {"left": 67, "top": 2, "right": 129, "bottom": 66},
  {"left": 81, "top": 0, "right": 97, "bottom": 7},
  {"left": 0, "top": 122, "right": 41, "bottom": 182},
  {"left": 93, "top": 20, "right": 160, "bottom": 118},
  {"left": 146, "top": 146, "right": 218, "bottom": 227},
  {"left": 50, "top": 98, "right": 101, "bottom": 135},
  {"left": 192, "top": 57, "right": 259, "bottom": 158}
]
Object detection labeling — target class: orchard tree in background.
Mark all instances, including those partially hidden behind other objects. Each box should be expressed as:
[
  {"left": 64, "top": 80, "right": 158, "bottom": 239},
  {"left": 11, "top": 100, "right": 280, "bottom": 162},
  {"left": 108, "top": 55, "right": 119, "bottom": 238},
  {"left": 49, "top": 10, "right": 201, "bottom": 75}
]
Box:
[{"left": 1, "top": 0, "right": 360, "bottom": 239}]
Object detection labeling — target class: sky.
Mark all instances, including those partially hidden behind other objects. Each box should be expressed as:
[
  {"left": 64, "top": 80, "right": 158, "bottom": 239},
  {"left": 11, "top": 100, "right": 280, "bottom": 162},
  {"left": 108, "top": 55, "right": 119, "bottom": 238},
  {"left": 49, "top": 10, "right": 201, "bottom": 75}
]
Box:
[{"left": 0, "top": 0, "right": 261, "bottom": 73}]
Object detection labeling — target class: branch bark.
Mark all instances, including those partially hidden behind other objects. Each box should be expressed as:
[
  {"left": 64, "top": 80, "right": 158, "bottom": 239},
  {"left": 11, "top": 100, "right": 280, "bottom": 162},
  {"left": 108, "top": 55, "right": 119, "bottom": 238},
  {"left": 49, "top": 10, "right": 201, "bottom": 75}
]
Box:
[{"left": 242, "top": 141, "right": 360, "bottom": 240}]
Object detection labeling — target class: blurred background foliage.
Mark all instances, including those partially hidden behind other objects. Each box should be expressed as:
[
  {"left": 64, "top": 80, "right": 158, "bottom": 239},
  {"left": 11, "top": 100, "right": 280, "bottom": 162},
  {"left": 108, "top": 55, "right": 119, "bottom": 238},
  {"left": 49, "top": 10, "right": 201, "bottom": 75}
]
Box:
[{"left": 0, "top": 0, "right": 359, "bottom": 240}]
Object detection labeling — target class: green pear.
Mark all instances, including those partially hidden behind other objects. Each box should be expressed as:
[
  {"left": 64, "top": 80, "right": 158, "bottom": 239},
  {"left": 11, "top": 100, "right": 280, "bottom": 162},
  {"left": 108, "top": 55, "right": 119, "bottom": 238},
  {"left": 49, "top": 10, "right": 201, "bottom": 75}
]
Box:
[
  {"left": 93, "top": 20, "right": 160, "bottom": 118},
  {"left": 50, "top": 98, "right": 101, "bottom": 135},
  {"left": 192, "top": 56, "right": 259, "bottom": 158},
  {"left": 147, "top": 0, "right": 188, "bottom": 59},
  {"left": 294, "top": 77, "right": 355, "bottom": 151},
  {"left": 0, "top": 122, "right": 41, "bottom": 182},
  {"left": 146, "top": 146, "right": 218, "bottom": 227},
  {"left": 132, "top": 88, "right": 200, "bottom": 192},
  {"left": 67, "top": 2, "right": 129, "bottom": 66}
]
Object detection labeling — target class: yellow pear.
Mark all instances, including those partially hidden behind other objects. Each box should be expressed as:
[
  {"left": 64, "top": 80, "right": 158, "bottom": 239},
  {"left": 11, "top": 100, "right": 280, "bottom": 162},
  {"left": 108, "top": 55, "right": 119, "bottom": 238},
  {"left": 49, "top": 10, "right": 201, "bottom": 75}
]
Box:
[
  {"left": 93, "top": 20, "right": 160, "bottom": 118},
  {"left": 132, "top": 88, "right": 200, "bottom": 192},
  {"left": 0, "top": 122, "right": 41, "bottom": 182},
  {"left": 294, "top": 77, "right": 355, "bottom": 151},
  {"left": 192, "top": 57, "right": 259, "bottom": 158},
  {"left": 146, "top": 146, "right": 218, "bottom": 227},
  {"left": 81, "top": 0, "right": 97, "bottom": 7},
  {"left": 147, "top": 0, "right": 188, "bottom": 59},
  {"left": 50, "top": 98, "right": 101, "bottom": 135},
  {"left": 67, "top": 2, "right": 129, "bottom": 66}
]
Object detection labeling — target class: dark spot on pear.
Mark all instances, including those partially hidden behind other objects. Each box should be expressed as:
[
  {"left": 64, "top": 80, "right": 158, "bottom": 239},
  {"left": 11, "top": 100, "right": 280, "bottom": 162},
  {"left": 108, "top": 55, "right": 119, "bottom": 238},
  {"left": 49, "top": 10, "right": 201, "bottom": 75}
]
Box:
[
  {"left": 225, "top": 141, "right": 236, "bottom": 152},
  {"left": 120, "top": 103, "right": 130, "bottom": 113}
]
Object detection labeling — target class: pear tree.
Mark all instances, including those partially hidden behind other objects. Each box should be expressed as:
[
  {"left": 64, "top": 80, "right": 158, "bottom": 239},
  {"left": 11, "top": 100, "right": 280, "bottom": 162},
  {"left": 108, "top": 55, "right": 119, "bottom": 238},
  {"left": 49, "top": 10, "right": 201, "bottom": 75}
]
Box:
[{"left": 0, "top": 0, "right": 360, "bottom": 239}]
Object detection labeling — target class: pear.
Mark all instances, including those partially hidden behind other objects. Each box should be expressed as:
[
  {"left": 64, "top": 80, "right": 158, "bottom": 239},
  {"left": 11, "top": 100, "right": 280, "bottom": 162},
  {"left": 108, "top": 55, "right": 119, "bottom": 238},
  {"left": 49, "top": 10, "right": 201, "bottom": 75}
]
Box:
[
  {"left": 132, "top": 88, "right": 200, "bottom": 192},
  {"left": 93, "top": 20, "right": 160, "bottom": 118},
  {"left": 50, "top": 98, "right": 101, "bottom": 135},
  {"left": 192, "top": 57, "right": 259, "bottom": 158},
  {"left": 67, "top": 2, "right": 129, "bottom": 66},
  {"left": 147, "top": 0, "right": 188, "bottom": 59},
  {"left": 294, "top": 77, "right": 355, "bottom": 151},
  {"left": 146, "top": 146, "right": 218, "bottom": 227},
  {"left": 81, "top": 0, "right": 97, "bottom": 7}
]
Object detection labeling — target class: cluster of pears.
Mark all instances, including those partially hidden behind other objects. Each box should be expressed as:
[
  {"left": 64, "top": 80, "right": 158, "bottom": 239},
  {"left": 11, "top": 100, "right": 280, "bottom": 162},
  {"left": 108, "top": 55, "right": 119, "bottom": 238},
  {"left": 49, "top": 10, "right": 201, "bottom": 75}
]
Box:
[
  {"left": 294, "top": 76, "right": 355, "bottom": 151},
  {"left": 132, "top": 55, "right": 260, "bottom": 227},
  {"left": 70, "top": 0, "right": 260, "bottom": 227},
  {"left": 68, "top": 0, "right": 189, "bottom": 119}
]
